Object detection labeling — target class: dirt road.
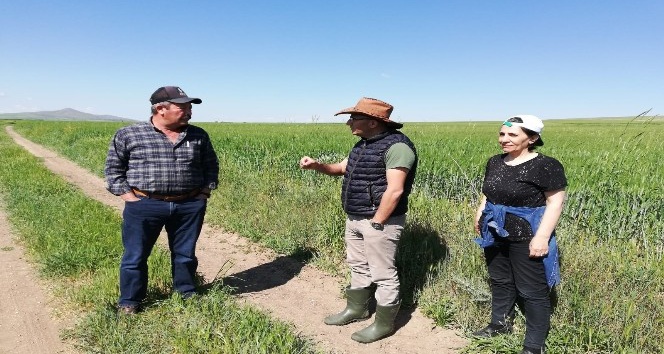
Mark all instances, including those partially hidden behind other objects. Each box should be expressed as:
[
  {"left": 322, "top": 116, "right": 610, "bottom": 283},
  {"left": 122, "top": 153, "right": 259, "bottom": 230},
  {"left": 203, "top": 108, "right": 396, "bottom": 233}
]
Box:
[
  {"left": 2, "top": 126, "right": 467, "bottom": 354},
  {"left": 0, "top": 206, "right": 72, "bottom": 354}
]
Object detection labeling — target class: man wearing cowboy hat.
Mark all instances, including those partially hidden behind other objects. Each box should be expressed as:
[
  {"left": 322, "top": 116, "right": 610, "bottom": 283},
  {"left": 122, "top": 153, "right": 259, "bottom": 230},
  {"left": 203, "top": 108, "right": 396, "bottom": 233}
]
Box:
[{"left": 299, "top": 97, "right": 418, "bottom": 343}]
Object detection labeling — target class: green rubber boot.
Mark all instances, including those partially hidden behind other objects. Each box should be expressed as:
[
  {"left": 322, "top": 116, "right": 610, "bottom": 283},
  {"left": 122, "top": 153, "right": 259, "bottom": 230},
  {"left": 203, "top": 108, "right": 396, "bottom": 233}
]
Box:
[
  {"left": 351, "top": 303, "right": 400, "bottom": 343},
  {"left": 324, "top": 287, "right": 372, "bottom": 325}
]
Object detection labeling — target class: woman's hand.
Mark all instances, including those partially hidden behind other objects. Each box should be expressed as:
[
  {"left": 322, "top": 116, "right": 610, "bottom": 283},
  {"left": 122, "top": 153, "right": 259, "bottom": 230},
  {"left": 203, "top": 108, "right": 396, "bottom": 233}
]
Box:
[{"left": 529, "top": 235, "right": 549, "bottom": 258}]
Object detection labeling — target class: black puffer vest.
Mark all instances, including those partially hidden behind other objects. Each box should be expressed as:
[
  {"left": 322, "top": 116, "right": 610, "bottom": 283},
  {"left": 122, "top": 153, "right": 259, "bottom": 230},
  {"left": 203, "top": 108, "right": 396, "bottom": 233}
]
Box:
[{"left": 341, "top": 130, "right": 418, "bottom": 217}]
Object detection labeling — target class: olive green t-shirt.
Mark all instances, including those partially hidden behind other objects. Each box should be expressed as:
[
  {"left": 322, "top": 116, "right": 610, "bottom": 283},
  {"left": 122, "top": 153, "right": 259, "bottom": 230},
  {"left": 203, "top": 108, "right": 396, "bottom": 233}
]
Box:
[{"left": 385, "top": 143, "right": 416, "bottom": 170}]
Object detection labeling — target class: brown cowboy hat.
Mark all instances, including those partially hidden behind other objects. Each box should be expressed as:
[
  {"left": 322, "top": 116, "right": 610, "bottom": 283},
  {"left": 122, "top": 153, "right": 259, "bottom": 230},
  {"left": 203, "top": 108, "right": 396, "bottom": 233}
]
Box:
[{"left": 334, "top": 97, "right": 403, "bottom": 129}]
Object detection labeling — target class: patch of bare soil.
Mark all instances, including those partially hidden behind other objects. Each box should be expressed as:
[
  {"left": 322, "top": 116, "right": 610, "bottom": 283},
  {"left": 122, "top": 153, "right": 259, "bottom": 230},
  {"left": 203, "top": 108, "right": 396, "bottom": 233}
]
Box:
[
  {"left": 4, "top": 126, "right": 468, "bottom": 354},
  {"left": 0, "top": 206, "right": 72, "bottom": 353}
]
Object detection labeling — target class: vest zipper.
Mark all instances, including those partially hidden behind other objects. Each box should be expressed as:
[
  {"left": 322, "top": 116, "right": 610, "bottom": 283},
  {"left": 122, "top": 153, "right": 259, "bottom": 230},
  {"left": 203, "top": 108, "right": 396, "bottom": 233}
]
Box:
[{"left": 369, "top": 183, "right": 376, "bottom": 210}]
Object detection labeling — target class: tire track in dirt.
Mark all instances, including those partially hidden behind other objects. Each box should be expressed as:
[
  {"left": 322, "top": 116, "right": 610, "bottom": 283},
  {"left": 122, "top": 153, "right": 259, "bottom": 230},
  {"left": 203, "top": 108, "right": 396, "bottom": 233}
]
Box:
[{"left": 5, "top": 125, "right": 467, "bottom": 354}]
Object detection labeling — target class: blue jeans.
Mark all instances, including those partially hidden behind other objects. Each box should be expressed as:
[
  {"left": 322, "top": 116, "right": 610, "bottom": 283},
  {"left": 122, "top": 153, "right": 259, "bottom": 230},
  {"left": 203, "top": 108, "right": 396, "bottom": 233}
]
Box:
[
  {"left": 118, "top": 197, "right": 207, "bottom": 307},
  {"left": 484, "top": 240, "right": 551, "bottom": 349}
]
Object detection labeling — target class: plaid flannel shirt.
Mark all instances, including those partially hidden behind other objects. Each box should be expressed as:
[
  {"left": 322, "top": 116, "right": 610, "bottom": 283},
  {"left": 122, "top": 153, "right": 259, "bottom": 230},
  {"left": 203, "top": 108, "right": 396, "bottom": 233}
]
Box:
[{"left": 105, "top": 121, "right": 219, "bottom": 195}]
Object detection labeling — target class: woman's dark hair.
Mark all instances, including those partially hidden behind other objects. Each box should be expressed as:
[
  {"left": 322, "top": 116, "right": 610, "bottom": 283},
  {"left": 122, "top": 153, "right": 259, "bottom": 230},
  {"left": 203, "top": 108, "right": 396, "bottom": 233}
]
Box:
[{"left": 505, "top": 117, "right": 544, "bottom": 151}]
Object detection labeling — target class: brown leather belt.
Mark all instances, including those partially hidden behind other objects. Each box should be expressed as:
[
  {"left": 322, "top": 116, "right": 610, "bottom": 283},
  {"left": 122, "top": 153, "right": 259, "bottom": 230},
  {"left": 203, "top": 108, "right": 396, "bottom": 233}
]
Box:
[{"left": 132, "top": 188, "right": 201, "bottom": 202}]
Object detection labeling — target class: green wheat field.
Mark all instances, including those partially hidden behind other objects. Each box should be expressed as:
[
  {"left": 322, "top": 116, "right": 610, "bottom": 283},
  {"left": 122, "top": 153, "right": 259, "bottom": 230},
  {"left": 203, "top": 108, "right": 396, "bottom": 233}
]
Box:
[{"left": 1, "top": 117, "right": 662, "bottom": 353}]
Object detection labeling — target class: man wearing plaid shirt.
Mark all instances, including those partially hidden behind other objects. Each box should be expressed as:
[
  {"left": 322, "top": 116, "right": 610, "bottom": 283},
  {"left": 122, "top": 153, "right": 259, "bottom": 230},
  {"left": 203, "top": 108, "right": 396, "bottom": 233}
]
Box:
[{"left": 105, "top": 86, "right": 219, "bottom": 314}]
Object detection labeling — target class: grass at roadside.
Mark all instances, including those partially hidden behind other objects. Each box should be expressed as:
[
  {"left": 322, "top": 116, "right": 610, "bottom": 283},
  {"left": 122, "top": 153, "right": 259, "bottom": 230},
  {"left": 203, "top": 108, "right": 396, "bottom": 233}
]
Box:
[
  {"left": 7, "top": 118, "right": 664, "bottom": 353},
  {"left": 0, "top": 126, "right": 318, "bottom": 353}
]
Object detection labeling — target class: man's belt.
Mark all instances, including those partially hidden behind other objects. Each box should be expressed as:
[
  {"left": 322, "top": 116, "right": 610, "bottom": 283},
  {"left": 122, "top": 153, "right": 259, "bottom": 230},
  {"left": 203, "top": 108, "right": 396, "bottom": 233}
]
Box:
[{"left": 132, "top": 188, "right": 201, "bottom": 202}]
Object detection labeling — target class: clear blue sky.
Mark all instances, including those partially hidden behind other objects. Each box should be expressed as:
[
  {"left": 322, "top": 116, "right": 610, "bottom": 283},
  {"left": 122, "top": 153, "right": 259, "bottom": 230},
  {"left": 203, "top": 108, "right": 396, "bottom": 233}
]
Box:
[{"left": 1, "top": 1, "right": 662, "bottom": 123}]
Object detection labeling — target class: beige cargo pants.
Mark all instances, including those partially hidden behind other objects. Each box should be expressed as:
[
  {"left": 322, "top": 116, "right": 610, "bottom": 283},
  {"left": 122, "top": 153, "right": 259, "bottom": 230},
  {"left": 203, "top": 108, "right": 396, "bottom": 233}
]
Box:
[{"left": 344, "top": 214, "right": 406, "bottom": 306}]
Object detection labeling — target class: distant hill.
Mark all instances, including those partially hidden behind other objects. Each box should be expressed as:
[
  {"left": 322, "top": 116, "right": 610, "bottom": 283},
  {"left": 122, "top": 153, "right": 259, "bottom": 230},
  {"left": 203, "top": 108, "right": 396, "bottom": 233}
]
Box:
[{"left": 0, "top": 108, "right": 135, "bottom": 122}]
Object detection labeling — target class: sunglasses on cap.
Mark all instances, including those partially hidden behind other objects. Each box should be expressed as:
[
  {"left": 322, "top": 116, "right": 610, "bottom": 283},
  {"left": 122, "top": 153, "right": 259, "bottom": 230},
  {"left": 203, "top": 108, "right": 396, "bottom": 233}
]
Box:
[{"left": 503, "top": 117, "right": 523, "bottom": 126}]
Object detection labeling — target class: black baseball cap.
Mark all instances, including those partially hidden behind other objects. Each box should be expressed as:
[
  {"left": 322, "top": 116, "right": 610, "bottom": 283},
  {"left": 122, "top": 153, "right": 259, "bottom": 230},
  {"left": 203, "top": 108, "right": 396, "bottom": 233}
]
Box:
[{"left": 150, "top": 86, "right": 202, "bottom": 105}]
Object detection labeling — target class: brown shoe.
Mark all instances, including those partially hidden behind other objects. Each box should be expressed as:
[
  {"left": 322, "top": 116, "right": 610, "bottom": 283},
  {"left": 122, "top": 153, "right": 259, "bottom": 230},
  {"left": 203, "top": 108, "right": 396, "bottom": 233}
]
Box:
[{"left": 118, "top": 305, "right": 139, "bottom": 315}]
